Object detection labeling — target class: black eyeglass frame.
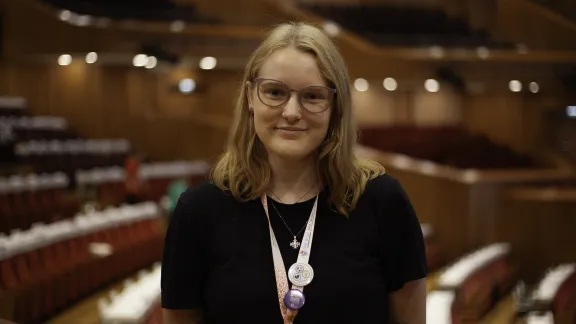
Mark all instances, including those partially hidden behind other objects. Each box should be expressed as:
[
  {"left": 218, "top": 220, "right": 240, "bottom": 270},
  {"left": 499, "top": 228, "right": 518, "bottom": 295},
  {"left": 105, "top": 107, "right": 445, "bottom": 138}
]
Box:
[{"left": 250, "top": 77, "right": 337, "bottom": 113}]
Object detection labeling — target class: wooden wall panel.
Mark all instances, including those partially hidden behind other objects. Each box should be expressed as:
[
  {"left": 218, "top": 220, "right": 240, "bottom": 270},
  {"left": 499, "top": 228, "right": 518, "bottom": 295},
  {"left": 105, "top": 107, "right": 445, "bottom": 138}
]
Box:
[
  {"left": 50, "top": 63, "right": 106, "bottom": 137},
  {"left": 0, "top": 62, "right": 51, "bottom": 115},
  {"left": 494, "top": 0, "right": 576, "bottom": 50},
  {"left": 496, "top": 195, "right": 576, "bottom": 281},
  {"left": 384, "top": 167, "right": 476, "bottom": 262},
  {"left": 463, "top": 94, "right": 526, "bottom": 149},
  {"left": 0, "top": 59, "right": 564, "bottom": 165},
  {"left": 99, "top": 67, "right": 132, "bottom": 139},
  {"left": 0, "top": 60, "right": 233, "bottom": 161}
]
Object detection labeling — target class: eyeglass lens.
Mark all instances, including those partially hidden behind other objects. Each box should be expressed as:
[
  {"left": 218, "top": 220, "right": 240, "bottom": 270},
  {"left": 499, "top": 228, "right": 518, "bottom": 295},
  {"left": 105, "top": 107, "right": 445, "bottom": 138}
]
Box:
[{"left": 257, "top": 79, "right": 333, "bottom": 113}]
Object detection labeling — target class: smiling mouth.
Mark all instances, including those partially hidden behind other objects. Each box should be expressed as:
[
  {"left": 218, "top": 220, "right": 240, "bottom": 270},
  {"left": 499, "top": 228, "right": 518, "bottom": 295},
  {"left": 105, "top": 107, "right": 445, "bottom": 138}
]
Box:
[{"left": 276, "top": 127, "right": 306, "bottom": 131}]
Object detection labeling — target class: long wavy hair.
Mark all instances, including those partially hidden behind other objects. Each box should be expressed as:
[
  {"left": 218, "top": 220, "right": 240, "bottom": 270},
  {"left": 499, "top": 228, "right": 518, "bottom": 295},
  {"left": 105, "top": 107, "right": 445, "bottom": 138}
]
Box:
[{"left": 211, "top": 21, "right": 385, "bottom": 216}]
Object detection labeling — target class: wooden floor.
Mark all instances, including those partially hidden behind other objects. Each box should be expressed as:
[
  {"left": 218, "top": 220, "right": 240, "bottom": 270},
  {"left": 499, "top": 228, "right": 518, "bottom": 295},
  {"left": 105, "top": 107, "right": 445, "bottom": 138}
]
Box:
[
  {"left": 426, "top": 270, "right": 442, "bottom": 292},
  {"left": 482, "top": 295, "right": 522, "bottom": 324},
  {"left": 49, "top": 269, "right": 523, "bottom": 324},
  {"left": 48, "top": 280, "right": 126, "bottom": 324},
  {"left": 50, "top": 270, "right": 442, "bottom": 324}
]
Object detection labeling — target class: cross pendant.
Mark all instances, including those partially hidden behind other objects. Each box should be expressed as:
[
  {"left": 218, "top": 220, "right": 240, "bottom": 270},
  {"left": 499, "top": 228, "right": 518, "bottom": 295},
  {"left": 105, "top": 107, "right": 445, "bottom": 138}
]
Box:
[{"left": 290, "top": 237, "right": 300, "bottom": 249}]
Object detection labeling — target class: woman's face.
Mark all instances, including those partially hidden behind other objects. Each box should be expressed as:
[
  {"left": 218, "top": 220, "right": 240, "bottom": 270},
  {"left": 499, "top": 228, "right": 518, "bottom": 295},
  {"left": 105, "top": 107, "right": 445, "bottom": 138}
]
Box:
[{"left": 249, "top": 47, "right": 333, "bottom": 162}]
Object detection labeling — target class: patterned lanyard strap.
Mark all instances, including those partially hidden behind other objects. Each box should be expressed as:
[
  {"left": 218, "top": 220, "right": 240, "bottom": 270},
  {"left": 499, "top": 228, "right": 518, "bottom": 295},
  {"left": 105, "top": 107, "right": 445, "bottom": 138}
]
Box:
[{"left": 261, "top": 193, "right": 319, "bottom": 324}]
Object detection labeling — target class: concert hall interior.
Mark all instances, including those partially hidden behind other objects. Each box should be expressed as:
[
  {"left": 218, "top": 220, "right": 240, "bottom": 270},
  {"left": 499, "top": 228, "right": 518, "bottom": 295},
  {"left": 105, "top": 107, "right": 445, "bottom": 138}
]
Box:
[{"left": 0, "top": 0, "right": 575, "bottom": 323}]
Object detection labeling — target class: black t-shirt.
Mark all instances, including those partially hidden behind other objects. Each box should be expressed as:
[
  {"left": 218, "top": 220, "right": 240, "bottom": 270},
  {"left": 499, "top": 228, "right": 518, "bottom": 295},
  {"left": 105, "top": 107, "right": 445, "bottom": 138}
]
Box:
[{"left": 161, "top": 174, "right": 427, "bottom": 324}]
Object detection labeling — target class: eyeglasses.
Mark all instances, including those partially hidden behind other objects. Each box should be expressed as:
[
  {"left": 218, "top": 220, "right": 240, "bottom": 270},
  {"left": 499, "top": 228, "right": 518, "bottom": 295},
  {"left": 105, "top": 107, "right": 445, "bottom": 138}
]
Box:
[{"left": 251, "top": 78, "right": 336, "bottom": 113}]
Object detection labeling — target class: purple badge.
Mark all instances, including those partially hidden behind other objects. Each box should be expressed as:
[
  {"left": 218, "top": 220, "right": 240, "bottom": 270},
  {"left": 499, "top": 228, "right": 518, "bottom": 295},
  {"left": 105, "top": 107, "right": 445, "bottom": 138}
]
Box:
[{"left": 284, "top": 289, "right": 306, "bottom": 310}]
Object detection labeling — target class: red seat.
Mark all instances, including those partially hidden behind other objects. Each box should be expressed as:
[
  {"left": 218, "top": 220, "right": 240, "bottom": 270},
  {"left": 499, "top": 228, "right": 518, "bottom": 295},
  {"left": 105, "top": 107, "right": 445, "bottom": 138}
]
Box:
[
  {"left": 0, "top": 204, "right": 165, "bottom": 323},
  {"left": 553, "top": 272, "right": 576, "bottom": 323}
]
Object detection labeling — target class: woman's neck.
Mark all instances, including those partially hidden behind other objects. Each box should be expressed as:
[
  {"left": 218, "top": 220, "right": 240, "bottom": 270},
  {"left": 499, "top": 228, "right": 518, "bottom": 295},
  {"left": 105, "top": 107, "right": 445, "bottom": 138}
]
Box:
[{"left": 267, "top": 154, "right": 320, "bottom": 204}]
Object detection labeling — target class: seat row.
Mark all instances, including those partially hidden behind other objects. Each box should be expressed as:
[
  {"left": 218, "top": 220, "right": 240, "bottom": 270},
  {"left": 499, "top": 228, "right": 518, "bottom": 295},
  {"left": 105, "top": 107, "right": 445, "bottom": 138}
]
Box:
[
  {"left": 524, "top": 263, "right": 576, "bottom": 324},
  {"left": 15, "top": 139, "right": 130, "bottom": 155},
  {"left": 76, "top": 161, "right": 210, "bottom": 205},
  {"left": 0, "top": 202, "right": 165, "bottom": 323},
  {"left": 359, "top": 126, "right": 535, "bottom": 169},
  {"left": 426, "top": 241, "right": 576, "bottom": 323},
  {"left": 427, "top": 243, "right": 518, "bottom": 323},
  {"left": 0, "top": 97, "right": 26, "bottom": 117},
  {"left": 15, "top": 139, "right": 131, "bottom": 172},
  {"left": 76, "top": 161, "right": 210, "bottom": 185},
  {"left": 0, "top": 116, "right": 74, "bottom": 140},
  {"left": 99, "top": 263, "right": 163, "bottom": 324},
  {"left": 0, "top": 172, "right": 76, "bottom": 233}
]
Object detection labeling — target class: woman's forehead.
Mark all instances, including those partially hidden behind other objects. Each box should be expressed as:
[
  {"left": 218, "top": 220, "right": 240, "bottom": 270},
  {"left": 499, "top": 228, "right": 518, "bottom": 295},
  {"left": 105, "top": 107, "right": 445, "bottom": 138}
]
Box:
[{"left": 258, "top": 48, "right": 325, "bottom": 88}]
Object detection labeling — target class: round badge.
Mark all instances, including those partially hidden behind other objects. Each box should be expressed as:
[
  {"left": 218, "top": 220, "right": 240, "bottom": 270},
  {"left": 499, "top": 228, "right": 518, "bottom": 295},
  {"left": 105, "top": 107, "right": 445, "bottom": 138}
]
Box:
[
  {"left": 284, "top": 289, "right": 306, "bottom": 310},
  {"left": 288, "top": 263, "right": 314, "bottom": 287}
]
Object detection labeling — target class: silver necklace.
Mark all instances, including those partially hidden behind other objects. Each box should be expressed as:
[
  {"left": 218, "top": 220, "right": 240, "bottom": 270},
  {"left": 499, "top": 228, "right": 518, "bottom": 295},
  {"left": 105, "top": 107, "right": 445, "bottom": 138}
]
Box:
[
  {"left": 268, "top": 184, "right": 318, "bottom": 249},
  {"left": 269, "top": 201, "right": 309, "bottom": 249}
]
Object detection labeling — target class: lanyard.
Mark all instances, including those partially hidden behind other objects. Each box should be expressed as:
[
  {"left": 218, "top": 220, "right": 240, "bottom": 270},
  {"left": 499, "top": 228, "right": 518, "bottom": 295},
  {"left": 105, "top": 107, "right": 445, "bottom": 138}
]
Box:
[{"left": 261, "top": 193, "right": 319, "bottom": 324}]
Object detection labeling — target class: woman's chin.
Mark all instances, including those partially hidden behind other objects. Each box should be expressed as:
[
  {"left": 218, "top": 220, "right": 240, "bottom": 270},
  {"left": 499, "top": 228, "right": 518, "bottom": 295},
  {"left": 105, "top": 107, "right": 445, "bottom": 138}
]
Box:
[{"left": 268, "top": 144, "right": 316, "bottom": 161}]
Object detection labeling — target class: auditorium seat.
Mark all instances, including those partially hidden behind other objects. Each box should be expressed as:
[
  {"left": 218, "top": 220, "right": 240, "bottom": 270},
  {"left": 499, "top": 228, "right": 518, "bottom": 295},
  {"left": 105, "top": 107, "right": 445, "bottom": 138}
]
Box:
[
  {"left": 0, "top": 97, "right": 26, "bottom": 117},
  {"left": 524, "top": 263, "right": 576, "bottom": 324},
  {"left": 0, "top": 202, "right": 164, "bottom": 323},
  {"left": 0, "top": 172, "right": 73, "bottom": 233},
  {"left": 301, "top": 4, "right": 515, "bottom": 49},
  {"left": 0, "top": 116, "right": 75, "bottom": 141},
  {"left": 427, "top": 291, "right": 456, "bottom": 324},
  {"left": 426, "top": 243, "right": 517, "bottom": 323},
  {"left": 15, "top": 139, "right": 131, "bottom": 173},
  {"left": 76, "top": 160, "right": 210, "bottom": 205},
  {"left": 98, "top": 262, "right": 162, "bottom": 324},
  {"left": 359, "top": 126, "right": 536, "bottom": 169},
  {"left": 140, "top": 161, "right": 210, "bottom": 201}
]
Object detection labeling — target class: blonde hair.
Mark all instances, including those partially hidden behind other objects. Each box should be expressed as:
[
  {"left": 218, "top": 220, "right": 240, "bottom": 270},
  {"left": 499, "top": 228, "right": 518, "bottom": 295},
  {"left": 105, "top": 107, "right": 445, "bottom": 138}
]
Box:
[{"left": 211, "top": 21, "right": 385, "bottom": 216}]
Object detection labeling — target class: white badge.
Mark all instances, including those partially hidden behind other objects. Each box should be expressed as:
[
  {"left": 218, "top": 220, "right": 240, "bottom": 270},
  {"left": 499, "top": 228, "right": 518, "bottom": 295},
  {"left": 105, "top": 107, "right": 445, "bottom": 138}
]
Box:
[{"left": 288, "top": 262, "right": 314, "bottom": 287}]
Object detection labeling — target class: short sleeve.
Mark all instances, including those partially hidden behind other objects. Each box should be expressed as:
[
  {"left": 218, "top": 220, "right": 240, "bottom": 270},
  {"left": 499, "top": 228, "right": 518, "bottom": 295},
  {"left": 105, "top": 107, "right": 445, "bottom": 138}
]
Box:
[
  {"left": 161, "top": 188, "right": 207, "bottom": 309},
  {"left": 375, "top": 176, "right": 428, "bottom": 292}
]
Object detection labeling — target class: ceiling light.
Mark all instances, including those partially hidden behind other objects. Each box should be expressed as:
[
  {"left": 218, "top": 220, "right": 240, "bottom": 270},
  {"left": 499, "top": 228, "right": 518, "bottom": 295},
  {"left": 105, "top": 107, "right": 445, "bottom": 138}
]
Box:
[
  {"left": 133, "top": 54, "right": 148, "bottom": 67},
  {"left": 383, "top": 78, "right": 397, "bottom": 91},
  {"left": 145, "top": 56, "right": 157, "bottom": 69},
  {"left": 179, "top": 79, "right": 196, "bottom": 94},
  {"left": 509, "top": 80, "right": 522, "bottom": 92},
  {"left": 199, "top": 57, "right": 217, "bottom": 70},
  {"left": 354, "top": 78, "right": 369, "bottom": 92},
  {"left": 86, "top": 52, "right": 98, "bottom": 64},
  {"left": 58, "top": 54, "right": 72, "bottom": 66},
  {"left": 424, "top": 79, "right": 440, "bottom": 92}
]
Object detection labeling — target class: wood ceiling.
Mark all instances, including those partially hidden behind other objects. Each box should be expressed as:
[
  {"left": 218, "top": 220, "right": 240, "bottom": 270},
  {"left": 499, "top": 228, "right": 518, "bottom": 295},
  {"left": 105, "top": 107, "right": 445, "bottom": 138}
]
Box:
[{"left": 3, "top": 0, "right": 576, "bottom": 76}]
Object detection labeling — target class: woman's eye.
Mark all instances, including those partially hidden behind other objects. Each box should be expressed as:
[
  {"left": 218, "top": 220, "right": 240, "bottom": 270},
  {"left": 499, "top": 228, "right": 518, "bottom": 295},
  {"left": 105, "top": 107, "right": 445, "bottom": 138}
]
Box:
[
  {"left": 303, "top": 92, "right": 326, "bottom": 101},
  {"left": 265, "top": 89, "right": 286, "bottom": 97}
]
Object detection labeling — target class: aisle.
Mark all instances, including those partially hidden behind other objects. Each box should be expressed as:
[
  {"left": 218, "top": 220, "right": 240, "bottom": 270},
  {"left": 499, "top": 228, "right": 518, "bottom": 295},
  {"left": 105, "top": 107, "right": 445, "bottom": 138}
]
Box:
[
  {"left": 481, "top": 295, "right": 521, "bottom": 324},
  {"left": 427, "top": 270, "right": 442, "bottom": 292},
  {"left": 48, "top": 280, "right": 125, "bottom": 324}
]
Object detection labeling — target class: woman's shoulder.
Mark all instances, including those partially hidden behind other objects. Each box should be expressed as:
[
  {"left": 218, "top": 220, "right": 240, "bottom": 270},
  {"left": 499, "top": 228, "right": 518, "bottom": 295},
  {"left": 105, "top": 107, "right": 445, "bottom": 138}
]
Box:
[
  {"left": 178, "top": 180, "right": 231, "bottom": 207},
  {"left": 357, "top": 173, "right": 412, "bottom": 213},
  {"left": 359, "top": 174, "right": 419, "bottom": 233},
  {"left": 170, "top": 180, "right": 241, "bottom": 228},
  {"left": 364, "top": 173, "right": 404, "bottom": 196}
]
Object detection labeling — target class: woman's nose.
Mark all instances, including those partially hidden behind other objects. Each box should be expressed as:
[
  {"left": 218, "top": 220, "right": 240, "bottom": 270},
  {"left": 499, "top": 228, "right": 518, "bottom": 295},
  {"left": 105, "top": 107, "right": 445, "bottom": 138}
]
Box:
[{"left": 282, "top": 94, "right": 302, "bottom": 121}]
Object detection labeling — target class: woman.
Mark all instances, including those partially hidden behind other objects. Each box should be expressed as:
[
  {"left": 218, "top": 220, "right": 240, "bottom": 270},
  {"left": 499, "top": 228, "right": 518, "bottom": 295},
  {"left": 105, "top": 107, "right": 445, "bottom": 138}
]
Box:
[{"left": 161, "top": 22, "right": 427, "bottom": 324}]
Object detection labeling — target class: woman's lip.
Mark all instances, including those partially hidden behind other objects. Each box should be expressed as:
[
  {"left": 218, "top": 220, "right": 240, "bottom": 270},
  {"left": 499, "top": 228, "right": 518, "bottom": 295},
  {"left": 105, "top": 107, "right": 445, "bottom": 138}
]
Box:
[{"left": 276, "top": 127, "right": 306, "bottom": 131}]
